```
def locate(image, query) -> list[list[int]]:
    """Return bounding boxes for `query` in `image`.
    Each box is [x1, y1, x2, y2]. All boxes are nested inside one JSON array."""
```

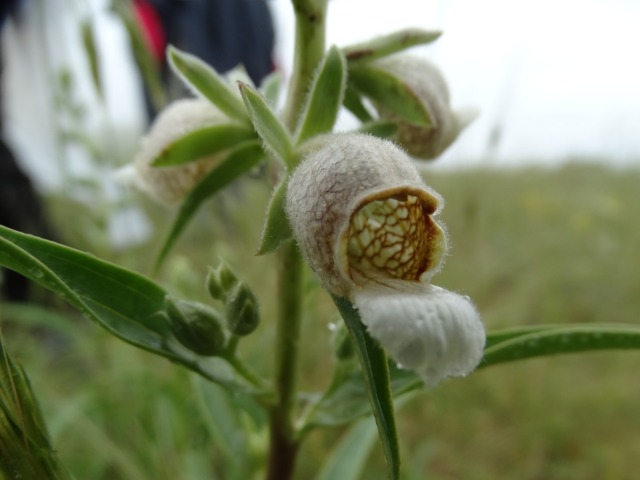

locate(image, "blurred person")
[[0, 0, 56, 302], [144, 0, 275, 94]]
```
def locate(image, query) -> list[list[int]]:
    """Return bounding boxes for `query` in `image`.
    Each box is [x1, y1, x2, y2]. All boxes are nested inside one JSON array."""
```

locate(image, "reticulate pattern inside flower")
[[347, 194, 431, 284]]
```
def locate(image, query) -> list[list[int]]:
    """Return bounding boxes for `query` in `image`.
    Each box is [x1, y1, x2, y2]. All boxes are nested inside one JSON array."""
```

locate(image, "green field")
[[2, 162, 640, 479]]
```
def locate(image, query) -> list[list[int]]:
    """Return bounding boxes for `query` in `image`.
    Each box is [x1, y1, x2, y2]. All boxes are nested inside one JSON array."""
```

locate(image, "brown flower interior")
[[347, 194, 432, 284]]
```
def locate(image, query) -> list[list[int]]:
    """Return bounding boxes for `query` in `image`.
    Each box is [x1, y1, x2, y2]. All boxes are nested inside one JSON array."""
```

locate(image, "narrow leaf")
[[295, 46, 347, 143], [0, 226, 265, 394], [332, 295, 400, 480], [315, 417, 378, 480], [349, 64, 432, 126], [168, 45, 248, 122], [480, 325, 640, 368], [256, 178, 292, 255], [156, 140, 265, 267], [152, 124, 255, 167], [238, 81, 295, 168], [343, 28, 442, 63], [0, 335, 72, 480], [343, 86, 374, 123]]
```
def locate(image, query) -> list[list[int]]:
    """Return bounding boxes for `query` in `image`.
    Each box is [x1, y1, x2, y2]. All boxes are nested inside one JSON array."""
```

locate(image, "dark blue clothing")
[[151, 0, 274, 85]]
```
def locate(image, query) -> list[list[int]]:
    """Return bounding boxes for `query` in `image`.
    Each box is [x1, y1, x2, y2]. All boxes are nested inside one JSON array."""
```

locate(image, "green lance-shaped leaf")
[[0, 334, 72, 480], [295, 46, 347, 143], [155, 140, 265, 268], [480, 324, 640, 368], [342, 28, 442, 64], [343, 86, 374, 123], [168, 45, 249, 122], [0, 225, 266, 395], [332, 295, 400, 480], [238, 81, 296, 169], [238, 82, 295, 168], [256, 178, 293, 255], [80, 19, 103, 100], [349, 63, 432, 127], [151, 124, 256, 167]]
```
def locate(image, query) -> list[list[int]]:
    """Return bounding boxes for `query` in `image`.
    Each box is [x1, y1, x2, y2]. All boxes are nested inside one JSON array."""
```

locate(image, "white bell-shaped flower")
[[286, 133, 485, 385]]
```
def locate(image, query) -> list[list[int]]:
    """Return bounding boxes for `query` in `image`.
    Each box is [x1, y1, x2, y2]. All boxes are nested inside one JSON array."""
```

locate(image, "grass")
[[2, 162, 639, 479]]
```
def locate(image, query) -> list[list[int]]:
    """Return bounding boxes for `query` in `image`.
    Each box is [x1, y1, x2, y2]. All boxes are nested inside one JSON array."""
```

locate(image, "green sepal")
[[168, 45, 248, 122], [238, 81, 296, 169], [342, 28, 442, 64], [0, 225, 266, 395], [225, 284, 261, 336], [332, 295, 400, 480], [165, 296, 227, 356], [357, 120, 399, 140], [295, 46, 347, 143], [349, 63, 432, 127], [343, 86, 374, 123], [206, 261, 240, 302], [151, 124, 256, 167], [256, 178, 293, 255], [155, 140, 265, 268]]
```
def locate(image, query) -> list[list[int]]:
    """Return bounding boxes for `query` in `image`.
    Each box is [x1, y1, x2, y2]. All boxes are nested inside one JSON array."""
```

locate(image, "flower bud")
[[286, 133, 485, 385], [165, 296, 226, 356], [224, 284, 260, 336], [206, 261, 240, 301], [373, 55, 476, 160], [130, 98, 227, 203]]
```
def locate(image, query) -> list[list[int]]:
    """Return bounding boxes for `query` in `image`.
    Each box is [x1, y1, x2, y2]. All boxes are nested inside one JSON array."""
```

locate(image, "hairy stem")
[[266, 1, 328, 479]]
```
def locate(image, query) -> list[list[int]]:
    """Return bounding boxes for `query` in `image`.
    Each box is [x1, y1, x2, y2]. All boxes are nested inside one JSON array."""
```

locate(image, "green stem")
[[266, 4, 328, 478], [283, 0, 329, 129]]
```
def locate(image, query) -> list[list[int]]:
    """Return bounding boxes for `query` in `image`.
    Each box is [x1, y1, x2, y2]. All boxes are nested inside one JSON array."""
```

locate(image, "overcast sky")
[[271, 0, 640, 168]]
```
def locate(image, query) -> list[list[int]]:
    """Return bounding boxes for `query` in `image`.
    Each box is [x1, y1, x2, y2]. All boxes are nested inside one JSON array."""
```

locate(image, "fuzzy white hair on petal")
[[353, 283, 485, 386]]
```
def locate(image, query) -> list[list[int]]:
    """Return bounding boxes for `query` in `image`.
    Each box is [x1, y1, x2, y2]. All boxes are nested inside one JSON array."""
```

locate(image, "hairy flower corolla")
[[125, 98, 227, 204], [374, 55, 477, 160], [286, 133, 485, 385]]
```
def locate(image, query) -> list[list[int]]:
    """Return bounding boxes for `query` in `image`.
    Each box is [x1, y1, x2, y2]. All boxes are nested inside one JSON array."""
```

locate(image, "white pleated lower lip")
[[353, 282, 486, 386]]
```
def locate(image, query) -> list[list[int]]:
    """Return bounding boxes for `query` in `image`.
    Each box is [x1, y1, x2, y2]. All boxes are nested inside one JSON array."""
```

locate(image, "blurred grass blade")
[[342, 28, 442, 63], [480, 324, 640, 368], [81, 19, 103, 100], [357, 120, 398, 139], [0, 334, 72, 479], [295, 46, 347, 143], [238, 81, 295, 168], [256, 178, 292, 255], [0, 226, 265, 394], [156, 140, 264, 267], [349, 64, 432, 126], [168, 45, 248, 122], [332, 295, 400, 480], [343, 86, 374, 123], [315, 417, 378, 480], [151, 124, 256, 167]]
